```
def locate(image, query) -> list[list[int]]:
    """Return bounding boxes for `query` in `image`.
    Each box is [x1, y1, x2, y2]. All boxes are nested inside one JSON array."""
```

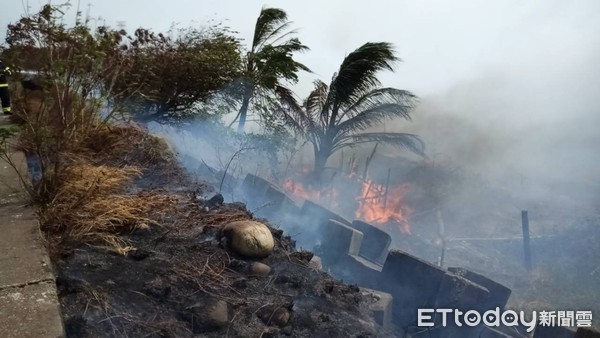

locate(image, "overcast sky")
[[2, 0, 600, 192]]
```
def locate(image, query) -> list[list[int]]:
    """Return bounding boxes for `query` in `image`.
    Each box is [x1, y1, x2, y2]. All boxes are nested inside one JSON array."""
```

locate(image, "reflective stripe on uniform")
[[2, 107, 11, 112], [0, 84, 8, 87]]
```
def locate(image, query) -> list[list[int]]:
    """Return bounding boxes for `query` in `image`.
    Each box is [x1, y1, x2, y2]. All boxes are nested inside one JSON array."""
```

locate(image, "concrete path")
[[0, 116, 64, 338]]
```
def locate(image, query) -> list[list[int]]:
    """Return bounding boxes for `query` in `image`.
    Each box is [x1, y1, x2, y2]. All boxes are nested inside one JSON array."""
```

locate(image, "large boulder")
[[223, 220, 275, 258]]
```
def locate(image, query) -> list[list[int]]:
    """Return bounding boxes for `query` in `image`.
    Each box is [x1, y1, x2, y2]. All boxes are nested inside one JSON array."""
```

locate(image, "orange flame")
[[282, 175, 412, 235], [282, 178, 339, 207], [355, 178, 412, 235]]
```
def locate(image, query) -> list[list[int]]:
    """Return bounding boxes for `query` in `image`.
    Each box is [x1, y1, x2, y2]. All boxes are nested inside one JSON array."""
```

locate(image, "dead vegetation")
[[39, 159, 177, 254]]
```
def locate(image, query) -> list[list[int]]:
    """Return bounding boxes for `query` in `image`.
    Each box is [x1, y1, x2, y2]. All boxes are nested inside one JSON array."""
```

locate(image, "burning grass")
[[282, 172, 414, 235], [40, 159, 176, 254]]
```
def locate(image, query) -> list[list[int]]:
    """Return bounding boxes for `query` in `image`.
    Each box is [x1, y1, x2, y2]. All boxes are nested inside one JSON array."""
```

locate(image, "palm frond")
[[275, 85, 313, 136], [335, 88, 417, 136], [339, 87, 417, 120], [305, 80, 329, 114], [252, 7, 288, 52], [255, 22, 293, 50], [330, 42, 399, 107], [333, 132, 425, 155]]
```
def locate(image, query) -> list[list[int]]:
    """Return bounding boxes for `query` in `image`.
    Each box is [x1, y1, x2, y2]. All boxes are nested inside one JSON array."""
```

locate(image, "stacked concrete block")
[[240, 174, 274, 210], [319, 220, 363, 262], [576, 327, 600, 338], [448, 267, 512, 311], [379, 250, 447, 328], [350, 220, 392, 266], [534, 325, 575, 338], [430, 273, 490, 338], [330, 254, 382, 289], [487, 325, 530, 338], [480, 326, 520, 338], [257, 185, 298, 219], [360, 287, 394, 331], [294, 201, 351, 250]]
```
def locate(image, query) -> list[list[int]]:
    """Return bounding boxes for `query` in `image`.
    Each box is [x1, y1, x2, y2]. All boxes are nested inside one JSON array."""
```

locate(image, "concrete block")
[[256, 185, 296, 219], [240, 174, 273, 210], [351, 220, 392, 265], [361, 287, 393, 331], [576, 327, 600, 338], [379, 250, 447, 328], [319, 220, 363, 263], [431, 273, 490, 338], [534, 325, 575, 338], [480, 326, 516, 338], [448, 267, 512, 310], [485, 325, 529, 338], [328, 254, 382, 289], [301, 200, 351, 227], [294, 201, 351, 250]]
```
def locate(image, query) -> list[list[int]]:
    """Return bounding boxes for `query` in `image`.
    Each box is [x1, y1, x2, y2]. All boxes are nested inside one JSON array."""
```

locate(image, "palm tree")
[[281, 42, 424, 178], [233, 7, 310, 132]]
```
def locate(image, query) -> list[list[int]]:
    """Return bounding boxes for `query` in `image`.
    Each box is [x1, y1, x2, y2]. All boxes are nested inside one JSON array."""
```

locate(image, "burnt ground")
[[51, 126, 391, 337]]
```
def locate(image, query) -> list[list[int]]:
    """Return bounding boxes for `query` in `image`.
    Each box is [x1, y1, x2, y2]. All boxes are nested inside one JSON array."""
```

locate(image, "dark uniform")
[[0, 60, 12, 115]]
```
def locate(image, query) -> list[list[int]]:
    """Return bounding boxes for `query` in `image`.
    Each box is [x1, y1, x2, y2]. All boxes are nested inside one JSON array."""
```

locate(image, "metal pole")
[[383, 168, 391, 208], [521, 210, 532, 271]]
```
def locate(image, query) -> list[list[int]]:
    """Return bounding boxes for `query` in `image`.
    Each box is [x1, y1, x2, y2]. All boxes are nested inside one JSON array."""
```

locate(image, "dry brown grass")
[[40, 160, 176, 254], [85, 124, 176, 167], [199, 210, 251, 227]]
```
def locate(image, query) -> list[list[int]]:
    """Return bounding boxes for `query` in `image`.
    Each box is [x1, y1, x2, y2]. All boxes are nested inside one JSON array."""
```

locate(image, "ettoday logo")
[[418, 308, 593, 333]]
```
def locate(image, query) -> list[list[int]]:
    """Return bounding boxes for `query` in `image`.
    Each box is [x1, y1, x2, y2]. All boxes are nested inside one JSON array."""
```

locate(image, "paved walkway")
[[0, 116, 64, 338]]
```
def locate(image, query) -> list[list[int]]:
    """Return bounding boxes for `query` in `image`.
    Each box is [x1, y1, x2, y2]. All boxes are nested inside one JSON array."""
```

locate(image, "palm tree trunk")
[[237, 93, 251, 133], [313, 144, 332, 183], [314, 151, 328, 178]]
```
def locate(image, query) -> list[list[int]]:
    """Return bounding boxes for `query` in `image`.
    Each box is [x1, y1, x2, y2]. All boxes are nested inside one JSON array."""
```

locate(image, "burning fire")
[[282, 175, 412, 235], [282, 178, 339, 207], [355, 178, 412, 235]]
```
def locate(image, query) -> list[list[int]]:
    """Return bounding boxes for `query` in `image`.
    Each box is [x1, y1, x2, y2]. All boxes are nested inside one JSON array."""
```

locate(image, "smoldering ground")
[[142, 0, 600, 329]]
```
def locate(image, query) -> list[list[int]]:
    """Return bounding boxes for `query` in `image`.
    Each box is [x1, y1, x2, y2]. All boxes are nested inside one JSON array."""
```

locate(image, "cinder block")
[[240, 174, 273, 210], [379, 250, 447, 328], [319, 220, 363, 261], [351, 220, 392, 265], [294, 201, 351, 250], [360, 287, 393, 331], [301, 200, 351, 226], [576, 327, 600, 338], [328, 254, 381, 289], [256, 185, 296, 219], [486, 325, 529, 338], [431, 273, 490, 338], [448, 267, 512, 310], [534, 325, 575, 338], [480, 326, 516, 338]]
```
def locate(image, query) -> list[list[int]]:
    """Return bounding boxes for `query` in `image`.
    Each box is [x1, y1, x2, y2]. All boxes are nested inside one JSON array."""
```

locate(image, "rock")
[[290, 251, 314, 262], [257, 305, 290, 326], [127, 249, 150, 261], [309, 256, 322, 270], [223, 220, 275, 258], [206, 300, 230, 327], [250, 262, 271, 276], [204, 193, 224, 209], [187, 298, 230, 332]]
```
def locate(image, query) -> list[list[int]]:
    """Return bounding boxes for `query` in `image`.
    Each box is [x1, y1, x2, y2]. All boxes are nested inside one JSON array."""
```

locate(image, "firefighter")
[[0, 60, 12, 115]]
